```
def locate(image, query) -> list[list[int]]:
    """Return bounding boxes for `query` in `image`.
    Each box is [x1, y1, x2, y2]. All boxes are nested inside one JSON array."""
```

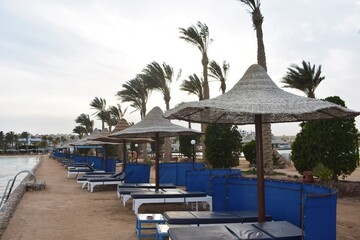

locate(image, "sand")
[[2, 155, 360, 240]]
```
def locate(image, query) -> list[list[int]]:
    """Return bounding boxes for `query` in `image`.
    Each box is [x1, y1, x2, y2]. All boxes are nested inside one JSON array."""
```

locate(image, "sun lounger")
[[86, 172, 126, 192], [130, 189, 212, 214], [77, 172, 122, 188], [117, 183, 177, 205], [118, 187, 176, 206], [168, 221, 302, 240], [67, 164, 105, 178], [163, 210, 272, 225], [117, 183, 176, 189]]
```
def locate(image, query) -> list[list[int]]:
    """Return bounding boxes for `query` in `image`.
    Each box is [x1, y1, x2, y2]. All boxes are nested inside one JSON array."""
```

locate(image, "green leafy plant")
[[204, 124, 242, 168], [243, 140, 256, 167], [292, 96, 358, 180], [312, 163, 333, 180]]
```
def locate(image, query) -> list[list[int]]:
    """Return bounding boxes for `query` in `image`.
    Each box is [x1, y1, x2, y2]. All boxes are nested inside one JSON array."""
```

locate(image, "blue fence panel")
[[159, 163, 177, 185], [100, 158, 117, 173], [212, 177, 228, 211], [159, 162, 205, 186], [211, 175, 337, 238], [303, 185, 337, 240], [186, 169, 242, 196], [264, 180, 302, 226], [227, 178, 258, 211], [125, 163, 150, 183], [73, 155, 85, 163], [186, 170, 211, 194]]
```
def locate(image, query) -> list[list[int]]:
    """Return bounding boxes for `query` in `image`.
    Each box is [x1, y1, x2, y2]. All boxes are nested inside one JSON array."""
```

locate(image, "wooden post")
[[255, 114, 266, 223], [155, 133, 160, 192]]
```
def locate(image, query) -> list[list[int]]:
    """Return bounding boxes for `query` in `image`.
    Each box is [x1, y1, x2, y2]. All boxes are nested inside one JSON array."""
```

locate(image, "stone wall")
[[0, 155, 45, 238]]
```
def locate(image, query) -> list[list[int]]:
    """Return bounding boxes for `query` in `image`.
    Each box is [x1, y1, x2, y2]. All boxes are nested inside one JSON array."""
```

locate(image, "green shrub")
[[292, 96, 358, 180], [204, 124, 242, 168], [312, 163, 333, 180], [243, 140, 256, 166]]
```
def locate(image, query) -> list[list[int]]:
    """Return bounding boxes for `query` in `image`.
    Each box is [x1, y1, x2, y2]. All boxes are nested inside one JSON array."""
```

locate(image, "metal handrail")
[[0, 170, 36, 209]]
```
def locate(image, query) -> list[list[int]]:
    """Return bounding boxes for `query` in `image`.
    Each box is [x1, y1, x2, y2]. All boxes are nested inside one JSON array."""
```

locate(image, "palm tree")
[[180, 73, 204, 129], [20, 131, 30, 153], [75, 114, 94, 135], [142, 61, 181, 110], [180, 74, 204, 100], [5, 131, 16, 149], [90, 97, 107, 130], [239, 0, 267, 70], [116, 76, 149, 119], [208, 60, 230, 94], [240, 0, 273, 177], [0, 131, 5, 150], [106, 104, 128, 131], [281, 60, 325, 98], [179, 21, 212, 100], [73, 126, 86, 139], [142, 61, 181, 162]]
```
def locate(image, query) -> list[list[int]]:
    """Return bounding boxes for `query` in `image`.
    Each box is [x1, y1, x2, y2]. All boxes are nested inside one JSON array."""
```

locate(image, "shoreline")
[[0, 154, 43, 238]]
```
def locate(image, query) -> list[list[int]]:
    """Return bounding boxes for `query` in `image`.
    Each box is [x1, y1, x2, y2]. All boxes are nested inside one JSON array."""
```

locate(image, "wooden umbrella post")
[[155, 132, 160, 192], [255, 114, 266, 223]]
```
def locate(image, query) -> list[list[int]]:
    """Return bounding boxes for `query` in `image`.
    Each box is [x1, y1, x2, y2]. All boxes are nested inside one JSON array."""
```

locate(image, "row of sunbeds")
[[56, 157, 302, 239]]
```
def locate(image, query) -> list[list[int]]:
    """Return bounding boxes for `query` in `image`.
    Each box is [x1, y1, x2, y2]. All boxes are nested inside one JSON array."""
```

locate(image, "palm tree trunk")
[[141, 143, 148, 162], [262, 123, 273, 173], [163, 137, 172, 162], [202, 53, 210, 100], [255, 20, 267, 71]]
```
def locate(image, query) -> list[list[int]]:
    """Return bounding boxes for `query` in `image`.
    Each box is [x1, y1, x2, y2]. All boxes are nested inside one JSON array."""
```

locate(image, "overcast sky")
[[0, 0, 359, 136]]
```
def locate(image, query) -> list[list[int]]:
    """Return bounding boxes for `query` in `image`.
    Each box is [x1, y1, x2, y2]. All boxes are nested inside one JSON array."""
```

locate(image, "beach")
[[2, 155, 360, 240]]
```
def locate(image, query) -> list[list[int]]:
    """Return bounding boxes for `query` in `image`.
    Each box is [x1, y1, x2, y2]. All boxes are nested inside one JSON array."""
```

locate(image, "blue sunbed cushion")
[[169, 225, 239, 240], [131, 190, 206, 199], [163, 211, 197, 224], [87, 176, 124, 182], [118, 188, 152, 195], [252, 221, 302, 239], [231, 210, 272, 223], [190, 211, 241, 224], [226, 223, 273, 239], [163, 210, 272, 225], [68, 169, 94, 173]]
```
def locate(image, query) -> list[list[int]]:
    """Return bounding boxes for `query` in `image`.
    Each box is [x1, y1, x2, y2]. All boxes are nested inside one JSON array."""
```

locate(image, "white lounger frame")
[[132, 195, 213, 214], [67, 170, 105, 178], [117, 189, 149, 206], [87, 179, 125, 192]]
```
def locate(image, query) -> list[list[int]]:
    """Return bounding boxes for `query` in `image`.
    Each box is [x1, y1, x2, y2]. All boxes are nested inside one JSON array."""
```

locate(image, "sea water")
[[0, 155, 40, 198]]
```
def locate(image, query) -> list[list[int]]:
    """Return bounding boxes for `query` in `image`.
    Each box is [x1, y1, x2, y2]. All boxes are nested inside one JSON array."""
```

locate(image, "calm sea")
[[0, 156, 40, 197]]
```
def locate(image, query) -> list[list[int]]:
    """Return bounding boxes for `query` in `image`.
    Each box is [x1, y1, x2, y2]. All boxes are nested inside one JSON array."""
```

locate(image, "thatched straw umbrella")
[[109, 106, 202, 191], [163, 64, 360, 222], [87, 119, 153, 171]]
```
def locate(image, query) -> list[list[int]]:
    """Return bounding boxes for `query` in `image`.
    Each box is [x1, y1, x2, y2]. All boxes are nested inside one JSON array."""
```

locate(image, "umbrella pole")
[[155, 133, 160, 192], [255, 114, 266, 223], [122, 141, 127, 172]]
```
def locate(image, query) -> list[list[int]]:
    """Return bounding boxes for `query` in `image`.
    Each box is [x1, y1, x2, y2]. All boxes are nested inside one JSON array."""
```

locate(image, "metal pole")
[[135, 144, 138, 163], [255, 114, 266, 223], [191, 140, 196, 170]]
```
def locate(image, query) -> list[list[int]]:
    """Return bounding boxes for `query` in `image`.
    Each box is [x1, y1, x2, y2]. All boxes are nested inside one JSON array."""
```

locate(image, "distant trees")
[[291, 96, 358, 180]]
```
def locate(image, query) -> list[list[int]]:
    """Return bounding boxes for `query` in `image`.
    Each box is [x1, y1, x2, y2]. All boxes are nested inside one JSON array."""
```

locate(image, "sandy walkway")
[[2, 155, 360, 240]]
